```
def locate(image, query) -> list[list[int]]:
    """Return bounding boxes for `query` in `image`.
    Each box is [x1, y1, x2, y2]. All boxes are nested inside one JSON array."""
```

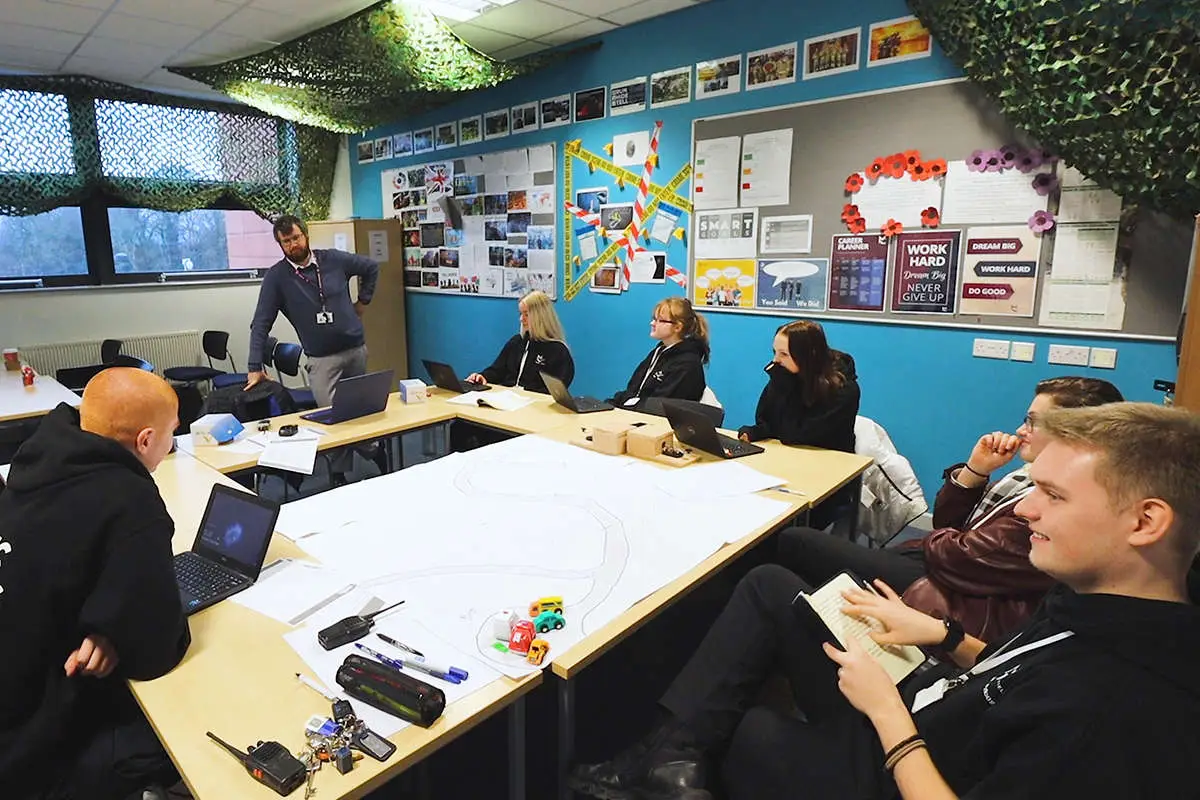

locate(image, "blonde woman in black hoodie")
[[608, 297, 710, 410]]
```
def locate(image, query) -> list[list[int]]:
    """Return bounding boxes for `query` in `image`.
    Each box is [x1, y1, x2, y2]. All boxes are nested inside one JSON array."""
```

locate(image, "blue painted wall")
[[350, 0, 1179, 495]]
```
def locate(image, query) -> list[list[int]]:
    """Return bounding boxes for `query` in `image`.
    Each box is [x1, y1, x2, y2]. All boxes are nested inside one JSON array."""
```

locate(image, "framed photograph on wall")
[[373, 137, 392, 161], [695, 55, 742, 100], [803, 28, 860, 79], [747, 42, 798, 90], [574, 86, 607, 123], [356, 140, 374, 164], [459, 116, 482, 145], [610, 76, 647, 116], [650, 66, 691, 108], [868, 16, 933, 66], [413, 127, 434, 155], [435, 122, 458, 150], [392, 131, 414, 157], [484, 108, 511, 139], [540, 94, 572, 128], [511, 101, 539, 134]]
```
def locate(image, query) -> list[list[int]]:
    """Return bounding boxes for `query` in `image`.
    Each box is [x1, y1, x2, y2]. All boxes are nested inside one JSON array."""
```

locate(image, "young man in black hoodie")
[[0, 368, 191, 800], [571, 402, 1200, 800]]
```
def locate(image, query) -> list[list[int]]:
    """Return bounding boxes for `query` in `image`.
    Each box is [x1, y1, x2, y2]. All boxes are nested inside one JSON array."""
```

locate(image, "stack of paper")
[[654, 461, 785, 499], [445, 389, 533, 412], [258, 429, 320, 474]]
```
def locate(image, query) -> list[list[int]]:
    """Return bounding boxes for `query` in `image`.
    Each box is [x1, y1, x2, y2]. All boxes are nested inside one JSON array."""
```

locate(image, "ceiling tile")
[[111, 0, 240, 28], [492, 40, 550, 61], [184, 30, 273, 59], [602, 0, 696, 26], [217, 6, 305, 44], [62, 54, 155, 82], [137, 67, 232, 100], [0, 23, 85, 55], [0, 1, 107, 35], [540, 0, 642, 14], [44, 0, 116, 9], [471, 0, 590, 40], [0, 44, 70, 71], [91, 12, 208, 50], [73, 34, 180, 64], [536, 18, 617, 46], [449, 22, 523, 53]]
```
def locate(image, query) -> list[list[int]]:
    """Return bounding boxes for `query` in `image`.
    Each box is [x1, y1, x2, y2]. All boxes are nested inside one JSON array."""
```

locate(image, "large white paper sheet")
[[941, 161, 1046, 224], [740, 129, 793, 207], [693, 137, 741, 209]]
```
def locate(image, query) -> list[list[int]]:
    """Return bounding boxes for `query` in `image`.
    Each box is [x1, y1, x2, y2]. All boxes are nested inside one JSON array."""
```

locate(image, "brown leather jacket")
[[901, 464, 1054, 641]]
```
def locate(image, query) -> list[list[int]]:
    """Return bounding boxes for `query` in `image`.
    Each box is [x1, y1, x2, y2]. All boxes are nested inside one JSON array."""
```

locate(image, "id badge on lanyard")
[[296, 264, 332, 325]]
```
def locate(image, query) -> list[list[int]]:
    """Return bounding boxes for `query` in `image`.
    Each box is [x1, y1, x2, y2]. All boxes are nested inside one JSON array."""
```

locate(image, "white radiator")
[[21, 331, 203, 377]]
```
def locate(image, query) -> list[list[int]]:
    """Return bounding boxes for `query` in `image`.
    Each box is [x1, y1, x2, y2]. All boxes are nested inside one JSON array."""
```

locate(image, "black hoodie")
[[608, 337, 708, 409], [905, 584, 1200, 799], [481, 333, 575, 394], [0, 404, 190, 794], [737, 350, 859, 452]]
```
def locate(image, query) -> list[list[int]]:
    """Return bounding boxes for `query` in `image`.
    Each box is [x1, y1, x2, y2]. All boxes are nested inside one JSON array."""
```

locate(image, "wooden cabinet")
[[305, 219, 408, 381]]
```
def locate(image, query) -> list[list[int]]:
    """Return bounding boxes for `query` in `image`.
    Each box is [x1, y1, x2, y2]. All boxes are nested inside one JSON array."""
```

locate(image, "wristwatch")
[[940, 618, 965, 652]]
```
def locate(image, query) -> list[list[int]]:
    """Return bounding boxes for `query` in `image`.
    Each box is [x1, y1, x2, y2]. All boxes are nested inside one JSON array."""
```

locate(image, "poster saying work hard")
[[959, 225, 1041, 317], [890, 230, 961, 314]]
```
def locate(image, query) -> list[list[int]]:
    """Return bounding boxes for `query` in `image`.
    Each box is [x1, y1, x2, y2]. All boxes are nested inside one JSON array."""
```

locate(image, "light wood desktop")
[[0, 368, 80, 423], [137, 451, 540, 800]]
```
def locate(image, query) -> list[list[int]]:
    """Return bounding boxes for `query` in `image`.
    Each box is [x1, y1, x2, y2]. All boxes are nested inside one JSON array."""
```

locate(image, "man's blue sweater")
[[248, 249, 379, 371]]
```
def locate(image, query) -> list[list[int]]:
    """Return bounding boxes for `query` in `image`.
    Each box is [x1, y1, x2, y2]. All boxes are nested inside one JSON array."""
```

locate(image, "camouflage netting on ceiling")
[[169, 0, 575, 134], [908, 0, 1200, 219]]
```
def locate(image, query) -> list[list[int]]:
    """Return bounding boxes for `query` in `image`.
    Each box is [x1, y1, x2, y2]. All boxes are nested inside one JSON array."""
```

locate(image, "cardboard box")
[[191, 413, 244, 446], [399, 378, 428, 403]]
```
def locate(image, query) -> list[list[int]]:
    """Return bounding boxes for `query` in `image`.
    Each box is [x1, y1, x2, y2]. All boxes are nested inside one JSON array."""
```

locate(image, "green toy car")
[[533, 610, 566, 633]]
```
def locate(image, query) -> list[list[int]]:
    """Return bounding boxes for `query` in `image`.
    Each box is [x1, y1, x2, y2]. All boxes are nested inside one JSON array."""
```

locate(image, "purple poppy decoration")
[[1032, 172, 1059, 196], [967, 149, 988, 172], [999, 144, 1020, 168], [982, 149, 1005, 172], [1028, 209, 1056, 233], [1015, 149, 1044, 173]]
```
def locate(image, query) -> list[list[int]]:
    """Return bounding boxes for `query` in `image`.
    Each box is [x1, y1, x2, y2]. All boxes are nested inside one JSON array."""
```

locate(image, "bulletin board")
[[381, 144, 557, 298], [690, 79, 1190, 338]]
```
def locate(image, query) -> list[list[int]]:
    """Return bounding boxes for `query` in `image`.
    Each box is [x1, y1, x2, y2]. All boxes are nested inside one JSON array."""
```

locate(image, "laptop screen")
[[192, 484, 280, 578]]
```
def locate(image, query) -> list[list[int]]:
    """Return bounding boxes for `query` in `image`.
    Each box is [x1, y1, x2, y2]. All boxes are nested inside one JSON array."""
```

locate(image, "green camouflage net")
[[908, 0, 1200, 218], [0, 74, 328, 219], [169, 0, 566, 134]]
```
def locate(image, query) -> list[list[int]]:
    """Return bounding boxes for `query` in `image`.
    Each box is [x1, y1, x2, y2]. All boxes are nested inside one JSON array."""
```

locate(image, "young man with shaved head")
[[0, 368, 191, 800]]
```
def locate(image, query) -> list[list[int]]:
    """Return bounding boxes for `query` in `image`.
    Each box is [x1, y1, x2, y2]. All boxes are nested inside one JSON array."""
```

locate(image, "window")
[[0, 208, 87, 281], [108, 209, 278, 275], [0, 90, 74, 175]]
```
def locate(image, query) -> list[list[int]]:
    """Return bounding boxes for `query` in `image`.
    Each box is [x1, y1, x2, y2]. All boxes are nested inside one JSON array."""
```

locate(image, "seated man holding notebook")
[[572, 403, 1200, 800], [0, 368, 191, 800]]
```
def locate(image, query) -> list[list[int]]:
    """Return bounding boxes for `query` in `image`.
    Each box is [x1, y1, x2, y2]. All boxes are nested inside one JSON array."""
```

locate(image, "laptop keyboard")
[[717, 433, 759, 457], [174, 552, 245, 602]]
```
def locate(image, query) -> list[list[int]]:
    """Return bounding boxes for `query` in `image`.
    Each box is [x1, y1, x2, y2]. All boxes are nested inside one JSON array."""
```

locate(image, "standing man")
[[246, 215, 379, 404]]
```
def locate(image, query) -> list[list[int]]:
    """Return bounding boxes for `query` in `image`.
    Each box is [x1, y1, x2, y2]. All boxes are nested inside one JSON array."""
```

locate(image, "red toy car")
[[508, 620, 536, 655]]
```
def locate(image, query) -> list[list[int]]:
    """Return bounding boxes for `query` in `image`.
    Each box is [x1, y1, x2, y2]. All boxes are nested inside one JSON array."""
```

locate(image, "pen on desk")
[[355, 643, 462, 685], [376, 633, 424, 658], [295, 672, 338, 700], [771, 486, 807, 497], [376, 637, 468, 681]]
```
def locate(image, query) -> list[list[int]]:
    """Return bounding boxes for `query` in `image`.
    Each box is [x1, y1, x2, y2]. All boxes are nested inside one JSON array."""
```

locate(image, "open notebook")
[[796, 572, 927, 684]]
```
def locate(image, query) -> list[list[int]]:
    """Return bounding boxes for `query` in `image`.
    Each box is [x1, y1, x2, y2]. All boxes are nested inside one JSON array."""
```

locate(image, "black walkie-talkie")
[[206, 732, 307, 796], [318, 600, 405, 650]]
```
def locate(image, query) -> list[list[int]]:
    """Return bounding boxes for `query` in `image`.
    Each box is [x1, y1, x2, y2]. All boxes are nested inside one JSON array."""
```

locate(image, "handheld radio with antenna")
[[205, 731, 307, 795], [318, 599, 406, 650]]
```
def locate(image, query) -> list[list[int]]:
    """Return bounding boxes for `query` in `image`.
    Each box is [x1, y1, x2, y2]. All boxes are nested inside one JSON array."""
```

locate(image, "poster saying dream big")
[[959, 226, 1041, 317]]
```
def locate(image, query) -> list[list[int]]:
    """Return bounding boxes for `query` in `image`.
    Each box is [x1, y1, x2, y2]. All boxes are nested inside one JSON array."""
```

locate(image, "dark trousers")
[[777, 526, 927, 594], [658, 565, 887, 799]]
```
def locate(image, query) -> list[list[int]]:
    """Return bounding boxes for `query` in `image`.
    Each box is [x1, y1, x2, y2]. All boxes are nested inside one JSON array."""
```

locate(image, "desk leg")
[[508, 695, 527, 800], [557, 676, 575, 800]]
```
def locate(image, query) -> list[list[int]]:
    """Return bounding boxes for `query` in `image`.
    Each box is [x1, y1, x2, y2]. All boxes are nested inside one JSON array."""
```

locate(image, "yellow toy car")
[[529, 596, 564, 617], [526, 639, 550, 666]]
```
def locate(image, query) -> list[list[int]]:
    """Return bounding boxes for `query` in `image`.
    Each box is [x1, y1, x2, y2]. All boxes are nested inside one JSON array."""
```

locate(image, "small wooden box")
[[572, 422, 633, 455], [627, 428, 699, 467]]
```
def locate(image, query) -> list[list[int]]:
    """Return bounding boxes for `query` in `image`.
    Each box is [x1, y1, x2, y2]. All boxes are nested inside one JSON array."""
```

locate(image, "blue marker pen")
[[376, 635, 469, 681], [356, 643, 461, 685]]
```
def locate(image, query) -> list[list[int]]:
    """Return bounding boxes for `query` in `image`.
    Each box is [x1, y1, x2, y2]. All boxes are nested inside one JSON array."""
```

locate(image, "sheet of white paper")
[[445, 389, 533, 411], [174, 429, 265, 456], [1057, 164, 1122, 223], [613, 131, 650, 167], [484, 172, 507, 193], [231, 560, 355, 626], [465, 216, 486, 243], [740, 129, 793, 207], [503, 149, 530, 175], [506, 173, 534, 191], [654, 461, 786, 500], [693, 136, 742, 209], [853, 171, 944, 229], [368, 230, 389, 261], [258, 429, 320, 475], [1048, 223, 1119, 283], [464, 155, 485, 174], [578, 229, 599, 260], [527, 144, 554, 173], [941, 161, 1046, 224], [760, 215, 813, 253], [528, 249, 555, 272], [650, 206, 680, 243], [481, 153, 503, 174]]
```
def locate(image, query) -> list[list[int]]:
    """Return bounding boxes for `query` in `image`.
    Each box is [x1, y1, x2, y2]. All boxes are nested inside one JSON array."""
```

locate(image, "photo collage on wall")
[[382, 144, 557, 298]]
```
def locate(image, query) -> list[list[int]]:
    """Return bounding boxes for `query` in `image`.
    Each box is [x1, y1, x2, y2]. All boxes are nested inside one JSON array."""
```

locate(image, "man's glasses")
[[1021, 413, 1039, 428]]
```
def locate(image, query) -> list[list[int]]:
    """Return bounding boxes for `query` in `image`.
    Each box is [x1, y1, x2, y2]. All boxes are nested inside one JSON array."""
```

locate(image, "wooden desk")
[[134, 452, 540, 800], [0, 369, 79, 423]]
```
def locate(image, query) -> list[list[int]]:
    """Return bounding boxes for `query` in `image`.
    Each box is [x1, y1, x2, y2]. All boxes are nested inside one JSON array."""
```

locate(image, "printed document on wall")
[[739, 129, 793, 207], [853, 171, 942, 229], [1056, 164, 1122, 224], [693, 137, 741, 209], [1038, 222, 1126, 330], [941, 161, 1046, 224]]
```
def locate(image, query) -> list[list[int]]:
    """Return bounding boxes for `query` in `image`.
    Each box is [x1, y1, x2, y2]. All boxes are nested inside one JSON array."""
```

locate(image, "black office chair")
[[111, 354, 154, 371], [164, 330, 237, 388], [272, 342, 317, 410], [55, 364, 107, 394], [100, 339, 122, 364]]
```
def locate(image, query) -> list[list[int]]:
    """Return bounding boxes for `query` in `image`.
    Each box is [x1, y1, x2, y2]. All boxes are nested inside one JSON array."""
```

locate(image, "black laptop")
[[174, 484, 281, 615], [422, 359, 491, 393], [662, 400, 764, 459], [300, 369, 394, 424], [541, 371, 612, 413]]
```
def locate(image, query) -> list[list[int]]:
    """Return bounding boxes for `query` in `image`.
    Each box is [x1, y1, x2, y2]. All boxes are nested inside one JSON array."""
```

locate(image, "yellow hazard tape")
[[563, 140, 693, 213]]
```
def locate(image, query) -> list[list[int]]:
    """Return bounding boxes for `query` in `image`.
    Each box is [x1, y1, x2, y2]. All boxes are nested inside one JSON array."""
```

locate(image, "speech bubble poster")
[[757, 259, 828, 311], [891, 230, 961, 314], [694, 258, 757, 308], [959, 225, 1041, 317]]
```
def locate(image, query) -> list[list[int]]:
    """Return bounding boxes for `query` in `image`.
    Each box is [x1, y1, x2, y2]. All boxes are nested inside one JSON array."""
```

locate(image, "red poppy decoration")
[[847, 216, 867, 234], [909, 161, 930, 181], [844, 173, 864, 193], [926, 158, 948, 177], [881, 218, 903, 238], [866, 159, 886, 181], [903, 149, 922, 168], [841, 203, 860, 222], [921, 206, 941, 227], [885, 153, 908, 179]]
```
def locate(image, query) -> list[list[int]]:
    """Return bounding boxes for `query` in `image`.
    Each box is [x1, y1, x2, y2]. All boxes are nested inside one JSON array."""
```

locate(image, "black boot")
[[568, 719, 710, 800]]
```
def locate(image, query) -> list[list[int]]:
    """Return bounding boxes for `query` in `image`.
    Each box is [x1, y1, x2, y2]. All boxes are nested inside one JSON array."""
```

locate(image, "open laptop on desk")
[[663, 399, 764, 459], [299, 369, 394, 424], [422, 359, 491, 393], [541, 371, 612, 413], [174, 484, 280, 615]]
